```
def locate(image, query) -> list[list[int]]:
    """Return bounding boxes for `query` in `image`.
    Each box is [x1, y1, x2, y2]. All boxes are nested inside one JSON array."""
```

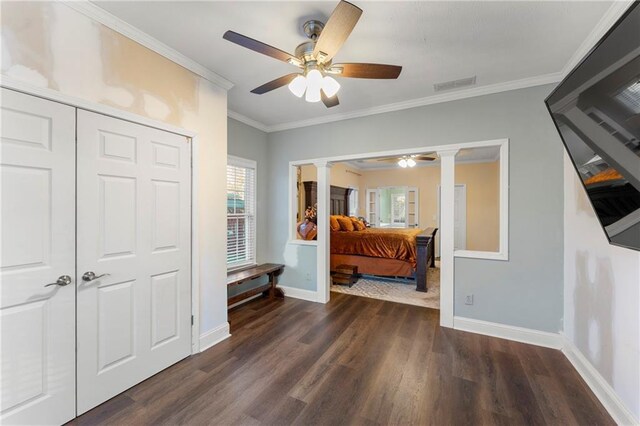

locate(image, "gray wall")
[[228, 117, 269, 264], [266, 84, 565, 332]]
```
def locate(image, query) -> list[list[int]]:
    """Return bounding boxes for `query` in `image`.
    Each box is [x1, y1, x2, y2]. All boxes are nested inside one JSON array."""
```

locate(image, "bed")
[[324, 185, 437, 291], [330, 225, 436, 291]]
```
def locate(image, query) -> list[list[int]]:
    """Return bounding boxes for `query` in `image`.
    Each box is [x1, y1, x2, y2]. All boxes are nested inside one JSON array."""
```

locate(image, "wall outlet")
[[465, 294, 474, 305]]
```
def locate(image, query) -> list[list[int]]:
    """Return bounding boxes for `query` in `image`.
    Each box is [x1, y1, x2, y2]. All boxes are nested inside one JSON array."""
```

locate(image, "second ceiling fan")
[[223, 0, 402, 108]]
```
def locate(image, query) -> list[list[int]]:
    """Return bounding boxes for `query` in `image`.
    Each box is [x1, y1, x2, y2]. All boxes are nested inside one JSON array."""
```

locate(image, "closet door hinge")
[[191, 315, 194, 326]]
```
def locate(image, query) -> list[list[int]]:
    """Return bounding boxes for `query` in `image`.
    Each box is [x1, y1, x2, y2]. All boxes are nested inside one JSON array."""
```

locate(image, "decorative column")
[[437, 149, 459, 328], [315, 160, 333, 304]]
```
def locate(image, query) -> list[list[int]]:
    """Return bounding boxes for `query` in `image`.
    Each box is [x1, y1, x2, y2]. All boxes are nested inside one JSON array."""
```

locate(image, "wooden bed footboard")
[[416, 227, 438, 292]]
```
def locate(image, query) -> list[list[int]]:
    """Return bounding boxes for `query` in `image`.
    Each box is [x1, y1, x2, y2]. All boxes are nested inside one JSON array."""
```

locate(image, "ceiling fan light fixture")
[[398, 159, 408, 168], [288, 75, 307, 98], [322, 76, 340, 98], [305, 69, 323, 102], [406, 158, 417, 168]]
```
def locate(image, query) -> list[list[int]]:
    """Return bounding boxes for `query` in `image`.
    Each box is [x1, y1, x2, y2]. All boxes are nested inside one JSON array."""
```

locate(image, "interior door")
[[1, 88, 76, 425], [76, 110, 191, 414], [453, 185, 467, 250], [438, 184, 467, 254]]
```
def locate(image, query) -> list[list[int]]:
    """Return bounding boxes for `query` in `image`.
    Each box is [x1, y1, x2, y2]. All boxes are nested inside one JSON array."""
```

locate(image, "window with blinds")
[[227, 156, 256, 270]]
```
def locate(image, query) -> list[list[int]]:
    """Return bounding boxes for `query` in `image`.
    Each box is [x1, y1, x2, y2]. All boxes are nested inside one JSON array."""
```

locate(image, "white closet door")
[[0, 88, 76, 425], [76, 110, 191, 414]]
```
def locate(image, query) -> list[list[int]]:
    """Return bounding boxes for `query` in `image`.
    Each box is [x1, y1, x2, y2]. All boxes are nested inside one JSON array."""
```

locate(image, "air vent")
[[434, 76, 477, 92]]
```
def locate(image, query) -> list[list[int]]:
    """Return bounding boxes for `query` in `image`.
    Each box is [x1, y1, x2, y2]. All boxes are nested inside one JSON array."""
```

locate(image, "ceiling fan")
[[222, 0, 402, 108], [376, 154, 437, 168]]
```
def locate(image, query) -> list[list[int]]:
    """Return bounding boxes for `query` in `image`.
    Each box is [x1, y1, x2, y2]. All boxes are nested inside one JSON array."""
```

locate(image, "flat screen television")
[[546, 2, 640, 251]]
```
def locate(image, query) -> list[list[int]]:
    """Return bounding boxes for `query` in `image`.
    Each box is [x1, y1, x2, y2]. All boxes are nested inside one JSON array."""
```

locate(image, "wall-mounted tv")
[[546, 2, 640, 251]]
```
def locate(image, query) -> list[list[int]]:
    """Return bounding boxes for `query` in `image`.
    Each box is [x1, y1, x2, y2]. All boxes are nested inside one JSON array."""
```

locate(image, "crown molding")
[[560, 0, 635, 77], [227, 110, 269, 133], [62, 0, 234, 91], [265, 72, 562, 133]]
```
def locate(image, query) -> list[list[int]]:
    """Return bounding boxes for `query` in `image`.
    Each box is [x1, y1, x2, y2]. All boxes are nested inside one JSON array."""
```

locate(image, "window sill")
[[287, 239, 318, 247], [454, 250, 508, 261], [227, 263, 258, 274]]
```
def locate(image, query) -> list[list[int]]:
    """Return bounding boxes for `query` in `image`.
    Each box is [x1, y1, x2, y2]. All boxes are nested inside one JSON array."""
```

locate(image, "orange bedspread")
[[330, 228, 423, 267]]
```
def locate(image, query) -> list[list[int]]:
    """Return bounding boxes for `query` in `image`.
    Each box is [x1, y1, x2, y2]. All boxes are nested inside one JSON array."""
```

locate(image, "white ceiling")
[[93, 1, 613, 130]]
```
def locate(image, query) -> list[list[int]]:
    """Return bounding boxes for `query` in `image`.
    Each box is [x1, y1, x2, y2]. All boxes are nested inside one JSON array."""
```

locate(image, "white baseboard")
[[279, 285, 319, 303], [199, 322, 231, 353], [561, 335, 638, 426], [453, 316, 562, 349]]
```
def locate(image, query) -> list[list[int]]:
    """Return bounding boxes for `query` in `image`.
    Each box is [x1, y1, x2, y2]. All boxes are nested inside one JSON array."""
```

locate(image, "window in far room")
[[227, 156, 256, 270]]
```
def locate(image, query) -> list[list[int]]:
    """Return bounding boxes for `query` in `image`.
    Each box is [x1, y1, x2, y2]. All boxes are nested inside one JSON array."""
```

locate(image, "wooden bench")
[[227, 263, 285, 307], [416, 227, 438, 293]]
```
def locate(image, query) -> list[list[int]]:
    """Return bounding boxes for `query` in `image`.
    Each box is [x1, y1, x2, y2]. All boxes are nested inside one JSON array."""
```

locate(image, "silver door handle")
[[45, 275, 72, 287], [82, 271, 110, 282]]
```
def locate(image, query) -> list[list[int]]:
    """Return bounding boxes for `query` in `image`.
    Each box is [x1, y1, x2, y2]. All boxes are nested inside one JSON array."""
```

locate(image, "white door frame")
[[1, 77, 202, 354], [287, 138, 509, 328]]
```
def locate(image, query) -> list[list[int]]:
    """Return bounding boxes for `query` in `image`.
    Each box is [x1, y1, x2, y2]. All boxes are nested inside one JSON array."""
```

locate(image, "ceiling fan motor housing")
[[303, 20, 324, 40]]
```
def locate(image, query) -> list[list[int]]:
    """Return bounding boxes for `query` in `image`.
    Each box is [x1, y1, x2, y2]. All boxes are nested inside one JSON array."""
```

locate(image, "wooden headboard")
[[302, 181, 352, 216]]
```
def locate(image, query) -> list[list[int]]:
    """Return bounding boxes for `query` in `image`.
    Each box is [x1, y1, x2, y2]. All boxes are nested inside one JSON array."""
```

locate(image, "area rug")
[[331, 264, 440, 309]]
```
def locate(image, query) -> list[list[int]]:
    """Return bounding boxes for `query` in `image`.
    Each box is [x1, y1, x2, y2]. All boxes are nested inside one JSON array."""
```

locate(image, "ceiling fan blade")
[[330, 63, 402, 79], [321, 91, 340, 108], [415, 155, 436, 161], [223, 31, 301, 66], [313, 1, 362, 63], [250, 74, 300, 94], [376, 157, 401, 163]]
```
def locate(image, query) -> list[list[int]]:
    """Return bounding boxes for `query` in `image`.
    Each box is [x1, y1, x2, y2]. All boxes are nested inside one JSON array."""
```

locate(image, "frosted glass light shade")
[[322, 76, 340, 98], [288, 75, 306, 98], [398, 159, 408, 168], [305, 69, 323, 102], [407, 158, 417, 167]]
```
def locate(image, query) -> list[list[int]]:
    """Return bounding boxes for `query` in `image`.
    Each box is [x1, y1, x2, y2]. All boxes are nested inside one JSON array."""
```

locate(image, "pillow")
[[329, 215, 341, 232], [336, 216, 355, 232], [351, 217, 366, 231]]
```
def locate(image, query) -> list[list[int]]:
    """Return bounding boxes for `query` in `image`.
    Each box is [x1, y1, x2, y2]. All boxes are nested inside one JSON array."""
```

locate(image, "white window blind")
[[227, 157, 256, 270]]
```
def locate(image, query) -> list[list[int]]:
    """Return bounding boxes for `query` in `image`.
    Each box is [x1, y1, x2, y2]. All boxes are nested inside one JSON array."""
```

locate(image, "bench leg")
[[267, 272, 276, 299]]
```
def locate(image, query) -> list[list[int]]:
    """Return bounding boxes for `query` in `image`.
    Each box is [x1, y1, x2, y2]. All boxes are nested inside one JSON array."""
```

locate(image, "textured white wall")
[[563, 154, 640, 421]]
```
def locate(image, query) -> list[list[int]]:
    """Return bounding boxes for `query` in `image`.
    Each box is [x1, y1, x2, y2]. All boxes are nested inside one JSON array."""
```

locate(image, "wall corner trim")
[[279, 285, 320, 303], [561, 334, 639, 426], [62, 0, 235, 91], [199, 322, 231, 353], [453, 316, 562, 349]]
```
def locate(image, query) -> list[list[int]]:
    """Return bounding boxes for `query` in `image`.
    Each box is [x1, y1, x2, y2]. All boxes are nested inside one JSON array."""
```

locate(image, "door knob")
[[82, 271, 110, 282], [44, 275, 72, 287]]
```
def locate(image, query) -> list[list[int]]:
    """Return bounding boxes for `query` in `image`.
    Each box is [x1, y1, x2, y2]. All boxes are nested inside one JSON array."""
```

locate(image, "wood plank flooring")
[[70, 293, 614, 425]]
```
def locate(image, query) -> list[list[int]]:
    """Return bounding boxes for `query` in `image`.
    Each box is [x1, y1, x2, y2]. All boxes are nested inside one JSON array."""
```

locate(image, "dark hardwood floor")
[[71, 293, 614, 425]]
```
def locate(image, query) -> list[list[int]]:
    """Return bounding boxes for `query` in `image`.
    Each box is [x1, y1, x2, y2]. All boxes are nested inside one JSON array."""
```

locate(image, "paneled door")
[[0, 88, 76, 424], [76, 110, 191, 414]]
